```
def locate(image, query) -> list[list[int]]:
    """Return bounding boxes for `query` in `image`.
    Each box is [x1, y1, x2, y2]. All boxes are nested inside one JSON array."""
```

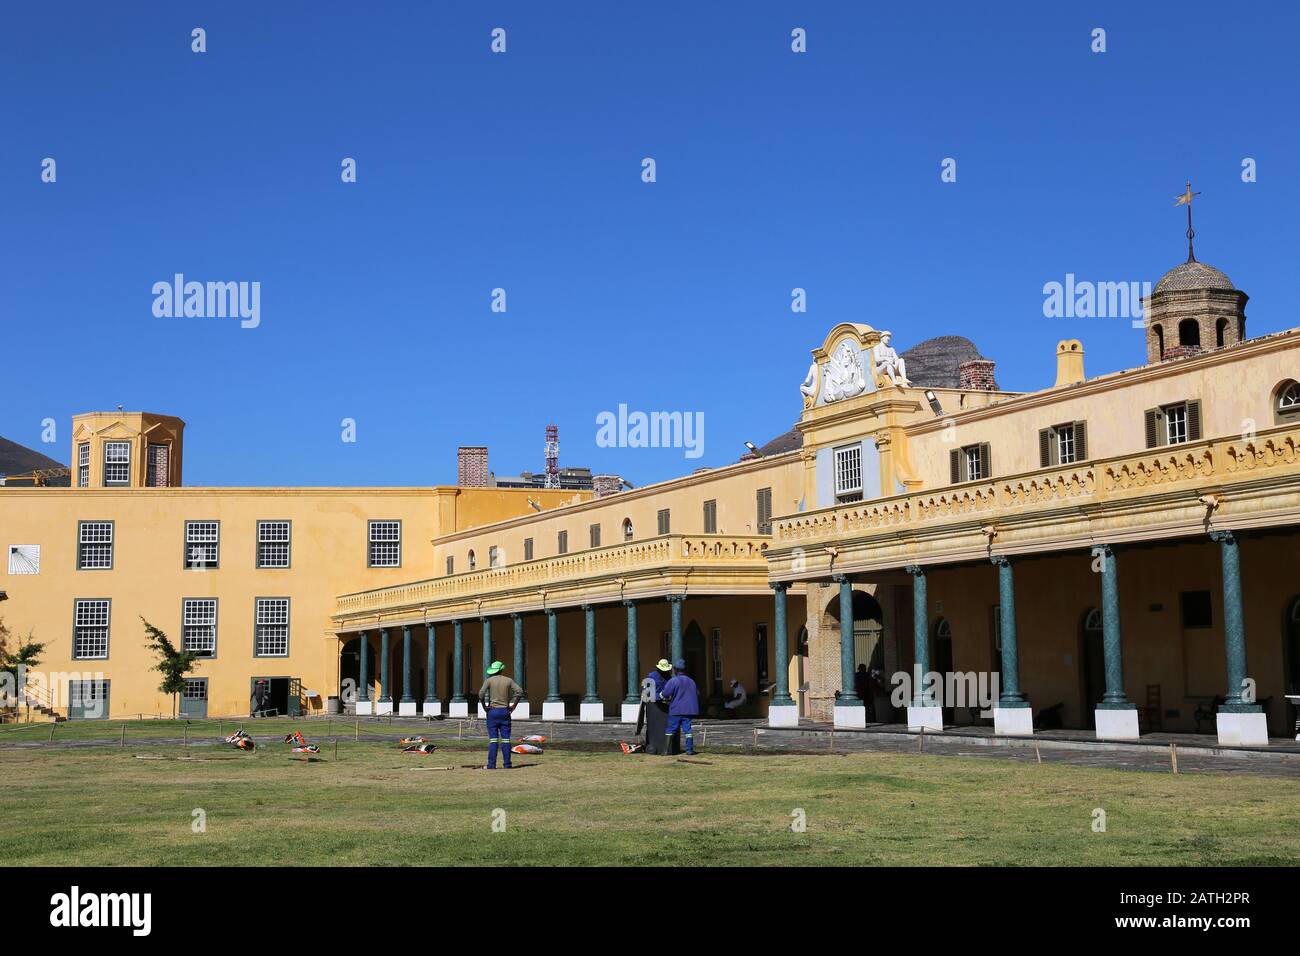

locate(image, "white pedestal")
[[541, 701, 566, 720], [833, 705, 867, 729], [907, 706, 943, 732], [621, 703, 641, 724], [1216, 711, 1269, 747], [1094, 708, 1139, 740], [767, 704, 799, 728], [374, 701, 393, 716], [993, 706, 1033, 736], [355, 700, 373, 716], [422, 701, 442, 718], [580, 702, 604, 722], [477, 703, 486, 719], [398, 701, 418, 716], [513, 702, 531, 720], [448, 701, 469, 718]]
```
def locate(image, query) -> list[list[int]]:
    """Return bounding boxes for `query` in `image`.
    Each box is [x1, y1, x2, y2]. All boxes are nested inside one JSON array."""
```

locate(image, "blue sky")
[[2, 1, 1297, 486]]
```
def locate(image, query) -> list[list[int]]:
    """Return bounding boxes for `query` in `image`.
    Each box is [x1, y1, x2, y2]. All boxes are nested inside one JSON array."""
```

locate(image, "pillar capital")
[[510, 611, 522, 620], [580, 603, 595, 612], [1209, 530, 1236, 545], [544, 608, 557, 618], [769, 581, 788, 593], [830, 572, 850, 584], [990, 554, 1011, 568], [903, 564, 924, 577], [1090, 543, 1113, 559], [622, 598, 637, 608], [665, 594, 686, 604]]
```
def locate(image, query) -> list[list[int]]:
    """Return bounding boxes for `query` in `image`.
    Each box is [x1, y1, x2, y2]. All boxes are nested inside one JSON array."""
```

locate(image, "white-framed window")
[[446, 556, 454, 575], [1277, 381, 1300, 414], [964, 446, 984, 481], [1056, 425, 1076, 465], [834, 444, 863, 503], [489, 545, 501, 568], [103, 441, 131, 485], [524, 538, 534, 561], [368, 520, 401, 568], [622, 518, 633, 541], [257, 521, 291, 568], [184, 521, 219, 569], [77, 521, 114, 570], [77, 442, 90, 488], [589, 524, 601, 548], [73, 599, 111, 659], [182, 598, 218, 657], [1165, 403, 1188, 445], [254, 598, 290, 657], [557, 531, 568, 555], [468, 549, 477, 570]]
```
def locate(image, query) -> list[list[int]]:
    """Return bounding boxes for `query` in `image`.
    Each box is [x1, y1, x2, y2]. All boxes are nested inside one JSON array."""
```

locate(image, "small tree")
[[142, 617, 198, 719], [0, 616, 45, 721]]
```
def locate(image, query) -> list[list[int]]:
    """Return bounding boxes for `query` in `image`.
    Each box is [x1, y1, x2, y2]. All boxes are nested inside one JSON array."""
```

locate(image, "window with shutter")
[[1039, 429, 1053, 468], [657, 509, 670, 535], [703, 499, 717, 534], [1165, 403, 1188, 444], [557, 531, 568, 554], [589, 524, 600, 548], [979, 443, 992, 479], [1186, 399, 1202, 441], [756, 488, 772, 534], [950, 449, 961, 483], [524, 538, 533, 561], [1144, 408, 1163, 448], [1074, 421, 1088, 461], [1055, 425, 1075, 465]]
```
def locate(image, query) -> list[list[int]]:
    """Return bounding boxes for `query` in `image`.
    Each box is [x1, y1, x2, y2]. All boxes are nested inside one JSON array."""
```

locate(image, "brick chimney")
[[957, 359, 998, 391], [457, 446, 489, 487], [592, 474, 624, 498]]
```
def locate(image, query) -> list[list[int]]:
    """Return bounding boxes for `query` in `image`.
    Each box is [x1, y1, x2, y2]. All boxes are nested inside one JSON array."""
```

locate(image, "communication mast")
[[544, 424, 560, 489]]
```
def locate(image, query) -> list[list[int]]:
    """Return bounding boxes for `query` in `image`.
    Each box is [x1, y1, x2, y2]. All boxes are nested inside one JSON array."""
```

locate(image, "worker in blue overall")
[[639, 658, 674, 754], [660, 659, 700, 756], [477, 660, 524, 769]]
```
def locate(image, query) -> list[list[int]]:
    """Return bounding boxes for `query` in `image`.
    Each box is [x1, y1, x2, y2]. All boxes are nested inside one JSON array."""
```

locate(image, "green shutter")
[[756, 488, 772, 534], [1144, 408, 1162, 448], [1187, 400, 1202, 441], [950, 449, 961, 483], [1039, 428, 1053, 468], [1074, 421, 1088, 461], [980, 443, 992, 479]]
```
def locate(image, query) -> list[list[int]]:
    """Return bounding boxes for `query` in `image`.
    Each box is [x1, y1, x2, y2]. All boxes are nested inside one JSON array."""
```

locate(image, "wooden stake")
[[48, 723, 56, 742], [120, 723, 126, 748], [1035, 744, 1042, 764], [918, 727, 924, 753], [354, 720, 359, 741], [1170, 743, 1179, 774], [829, 727, 835, 753], [334, 738, 338, 761], [752, 726, 758, 749]]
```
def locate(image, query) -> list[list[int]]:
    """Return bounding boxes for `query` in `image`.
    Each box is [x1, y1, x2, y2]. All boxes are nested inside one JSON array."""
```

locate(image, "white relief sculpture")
[[799, 362, 819, 401], [823, 341, 867, 402], [873, 331, 910, 388]]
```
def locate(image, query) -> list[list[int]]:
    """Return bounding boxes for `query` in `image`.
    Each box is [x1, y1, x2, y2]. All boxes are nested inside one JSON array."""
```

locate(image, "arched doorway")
[[933, 618, 953, 722], [340, 637, 361, 703], [825, 590, 887, 718], [1080, 607, 1104, 729], [795, 626, 809, 717], [682, 620, 707, 689], [1284, 596, 1300, 737]]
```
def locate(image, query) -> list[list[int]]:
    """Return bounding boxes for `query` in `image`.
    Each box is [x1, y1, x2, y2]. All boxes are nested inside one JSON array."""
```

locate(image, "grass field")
[[3, 722, 1299, 865]]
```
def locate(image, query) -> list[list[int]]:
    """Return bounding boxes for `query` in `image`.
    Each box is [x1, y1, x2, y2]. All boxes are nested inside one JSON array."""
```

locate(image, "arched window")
[[1152, 324, 1165, 358], [1178, 319, 1200, 347], [622, 518, 633, 541], [467, 549, 476, 571], [1216, 317, 1229, 348], [1276, 380, 1300, 419], [1083, 607, 1102, 632]]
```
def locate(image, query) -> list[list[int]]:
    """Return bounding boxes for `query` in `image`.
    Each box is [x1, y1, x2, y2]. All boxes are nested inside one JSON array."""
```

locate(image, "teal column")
[[451, 619, 465, 703], [582, 604, 599, 703], [425, 623, 439, 706], [770, 583, 793, 706], [905, 565, 930, 706], [623, 601, 639, 704], [1210, 531, 1260, 712], [357, 630, 370, 703], [992, 556, 1028, 707], [668, 595, 684, 662], [400, 625, 414, 704], [833, 574, 859, 704], [512, 613, 525, 692], [378, 628, 392, 703], [1091, 545, 1134, 710], [481, 617, 493, 676], [545, 610, 560, 702]]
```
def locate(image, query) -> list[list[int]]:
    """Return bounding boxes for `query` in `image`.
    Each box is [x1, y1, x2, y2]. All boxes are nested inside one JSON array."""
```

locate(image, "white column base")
[[398, 701, 418, 716], [993, 706, 1033, 736], [1216, 711, 1269, 747], [767, 704, 799, 727], [1094, 708, 1139, 740], [621, 703, 641, 723], [448, 701, 469, 718], [355, 700, 373, 716], [907, 706, 943, 732], [580, 702, 604, 722], [513, 702, 531, 720], [833, 704, 867, 729], [477, 703, 486, 719], [541, 701, 566, 720], [374, 701, 393, 715], [422, 701, 442, 718]]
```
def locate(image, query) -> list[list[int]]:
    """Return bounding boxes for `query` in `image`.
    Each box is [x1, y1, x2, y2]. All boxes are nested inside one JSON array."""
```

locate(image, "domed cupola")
[[1142, 182, 1247, 364]]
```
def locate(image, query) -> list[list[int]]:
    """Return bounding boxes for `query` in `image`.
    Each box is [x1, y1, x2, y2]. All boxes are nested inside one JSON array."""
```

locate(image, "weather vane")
[[1174, 180, 1201, 262]]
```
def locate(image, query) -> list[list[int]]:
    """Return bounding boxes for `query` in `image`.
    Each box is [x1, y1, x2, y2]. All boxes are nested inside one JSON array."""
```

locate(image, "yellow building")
[[4, 249, 1299, 750]]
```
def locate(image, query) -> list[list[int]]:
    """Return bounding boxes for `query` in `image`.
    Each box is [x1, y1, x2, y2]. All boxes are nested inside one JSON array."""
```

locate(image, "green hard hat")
[[487, 660, 505, 675]]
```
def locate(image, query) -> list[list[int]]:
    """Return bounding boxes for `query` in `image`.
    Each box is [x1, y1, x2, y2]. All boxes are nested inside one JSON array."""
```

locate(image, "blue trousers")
[[666, 714, 695, 754], [486, 707, 512, 768]]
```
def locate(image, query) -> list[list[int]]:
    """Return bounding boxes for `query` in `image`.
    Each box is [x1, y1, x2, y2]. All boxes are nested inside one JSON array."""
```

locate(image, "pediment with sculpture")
[[799, 323, 911, 409]]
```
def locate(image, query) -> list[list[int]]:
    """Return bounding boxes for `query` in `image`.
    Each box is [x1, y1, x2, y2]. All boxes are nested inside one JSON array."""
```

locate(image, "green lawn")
[[2, 730, 1298, 865]]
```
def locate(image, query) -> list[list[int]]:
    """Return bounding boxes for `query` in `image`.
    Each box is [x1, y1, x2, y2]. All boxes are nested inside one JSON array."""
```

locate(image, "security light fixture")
[[744, 441, 761, 457], [924, 390, 944, 416]]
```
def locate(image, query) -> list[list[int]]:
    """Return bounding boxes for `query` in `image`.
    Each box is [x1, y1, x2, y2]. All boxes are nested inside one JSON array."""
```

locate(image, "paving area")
[[10, 712, 1299, 779]]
